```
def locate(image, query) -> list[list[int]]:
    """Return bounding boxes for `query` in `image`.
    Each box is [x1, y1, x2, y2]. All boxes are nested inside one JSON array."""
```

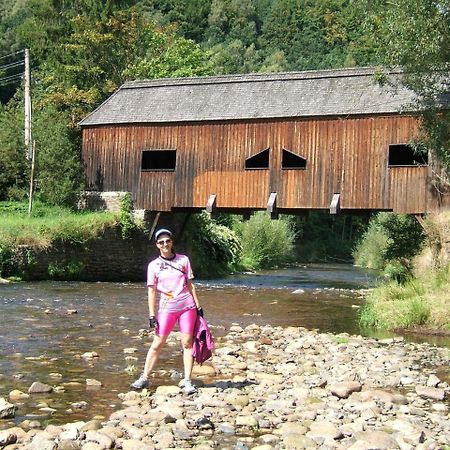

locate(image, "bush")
[[234, 212, 296, 269], [353, 212, 425, 274], [119, 193, 137, 239], [185, 212, 242, 277]]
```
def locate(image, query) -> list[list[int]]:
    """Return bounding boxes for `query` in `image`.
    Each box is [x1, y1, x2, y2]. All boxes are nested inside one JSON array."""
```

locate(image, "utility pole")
[[24, 48, 32, 160], [28, 141, 36, 216]]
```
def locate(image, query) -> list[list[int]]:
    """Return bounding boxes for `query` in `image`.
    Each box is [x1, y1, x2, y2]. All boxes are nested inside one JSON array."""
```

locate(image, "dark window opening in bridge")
[[141, 149, 176, 171], [388, 144, 428, 167], [282, 148, 307, 169], [245, 148, 269, 169]]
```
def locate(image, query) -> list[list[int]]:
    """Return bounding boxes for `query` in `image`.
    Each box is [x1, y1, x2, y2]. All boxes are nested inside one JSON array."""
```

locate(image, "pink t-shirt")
[[147, 254, 196, 312]]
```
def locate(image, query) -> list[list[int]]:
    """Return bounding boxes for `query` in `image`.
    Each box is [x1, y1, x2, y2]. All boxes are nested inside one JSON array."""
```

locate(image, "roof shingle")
[[79, 67, 418, 126]]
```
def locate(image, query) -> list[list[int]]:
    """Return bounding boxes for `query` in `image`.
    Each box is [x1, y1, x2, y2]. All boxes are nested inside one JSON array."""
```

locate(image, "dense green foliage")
[[296, 212, 367, 262], [353, 212, 425, 280], [184, 212, 242, 278], [233, 212, 296, 269]]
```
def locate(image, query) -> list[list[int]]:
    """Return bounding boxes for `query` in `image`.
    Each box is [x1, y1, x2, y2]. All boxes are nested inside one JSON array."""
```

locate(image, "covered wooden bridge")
[[79, 67, 447, 217]]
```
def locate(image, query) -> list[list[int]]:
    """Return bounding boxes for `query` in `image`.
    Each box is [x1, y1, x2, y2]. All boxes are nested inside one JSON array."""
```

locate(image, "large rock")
[[9, 389, 30, 400], [121, 439, 155, 450], [329, 381, 362, 398], [0, 430, 17, 447], [84, 430, 114, 449], [415, 385, 446, 401], [282, 434, 316, 449], [352, 430, 399, 449], [0, 398, 16, 419], [28, 381, 53, 394], [307, 421, 343, 441]]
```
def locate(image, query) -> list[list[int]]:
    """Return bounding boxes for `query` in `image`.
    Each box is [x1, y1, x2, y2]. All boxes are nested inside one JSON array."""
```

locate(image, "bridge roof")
[[79, 67, 419, 126]]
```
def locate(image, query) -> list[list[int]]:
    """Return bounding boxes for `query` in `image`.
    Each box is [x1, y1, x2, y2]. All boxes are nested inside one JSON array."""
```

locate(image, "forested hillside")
[[0, 0, 449, 205]]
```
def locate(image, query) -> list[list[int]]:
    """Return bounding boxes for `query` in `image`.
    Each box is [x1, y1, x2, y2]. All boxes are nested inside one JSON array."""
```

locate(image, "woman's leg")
[[143, 334, 168, 377], [143, 311, 178, 377], [179, 308, 198, 381]]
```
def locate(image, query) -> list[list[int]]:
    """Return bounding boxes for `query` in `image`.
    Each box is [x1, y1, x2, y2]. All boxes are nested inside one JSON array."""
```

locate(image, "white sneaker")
[[130, 374, 149, 389], [183, 379, 197, 395]]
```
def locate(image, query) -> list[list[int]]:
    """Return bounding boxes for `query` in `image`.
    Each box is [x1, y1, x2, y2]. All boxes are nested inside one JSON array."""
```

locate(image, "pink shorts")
[[156, 307, 197, 336]]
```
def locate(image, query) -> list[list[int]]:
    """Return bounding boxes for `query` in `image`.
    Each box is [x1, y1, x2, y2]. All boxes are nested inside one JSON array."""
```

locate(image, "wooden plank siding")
[[82, 114, 431, 213]]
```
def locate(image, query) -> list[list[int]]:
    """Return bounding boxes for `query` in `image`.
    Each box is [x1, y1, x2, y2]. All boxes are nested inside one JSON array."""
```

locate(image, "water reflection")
[[0, 264, 447, 427]]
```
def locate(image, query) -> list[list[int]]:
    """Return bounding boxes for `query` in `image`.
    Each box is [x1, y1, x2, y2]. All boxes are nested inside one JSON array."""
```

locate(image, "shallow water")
[[0, 264, 448, 428]]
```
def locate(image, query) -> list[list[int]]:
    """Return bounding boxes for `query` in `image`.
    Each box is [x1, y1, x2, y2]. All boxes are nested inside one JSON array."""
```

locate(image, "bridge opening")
[[141, 149, 177, 171], [245, 148, 270, 169], [388, 144, 428, 167], [282, 148, 307, 169]]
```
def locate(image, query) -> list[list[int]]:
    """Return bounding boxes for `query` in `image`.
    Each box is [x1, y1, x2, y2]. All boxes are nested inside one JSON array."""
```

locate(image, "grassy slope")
[[0, 201, 118, 249], [360, 265, 450, 333], [359, 211, 450, 333]]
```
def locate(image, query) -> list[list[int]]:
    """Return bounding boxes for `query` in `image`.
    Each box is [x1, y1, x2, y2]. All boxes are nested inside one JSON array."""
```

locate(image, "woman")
[[131, 228, 203, 395]]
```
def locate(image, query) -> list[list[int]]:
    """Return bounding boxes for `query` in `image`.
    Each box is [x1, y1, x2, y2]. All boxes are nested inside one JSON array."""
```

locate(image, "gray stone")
[[0, 398, 16, 419], [217, 422, 235, 434], [9, 389, 30, 400], [121, 439, 155, 450], [415, 385, 446, 401], [308, 421, 343, 440], [426, 374, 441, 387], [58, 440, 82, 450], [353, 430, 399, 449], [282, 434, 316, 449], [59, 428, 80, 441], [28, 381, 53, 394], [29, 434, 57, 450], [81, 443, 103, 450], [0, 430, 16, 447], [329, 381, 362, 398], [84, 430, 114, 449], [80, 420, 103, 432], [235, 415, 258, 427]]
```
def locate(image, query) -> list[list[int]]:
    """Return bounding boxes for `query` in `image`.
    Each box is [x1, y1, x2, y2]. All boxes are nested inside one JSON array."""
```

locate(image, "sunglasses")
[[157, 238, 172, 245]]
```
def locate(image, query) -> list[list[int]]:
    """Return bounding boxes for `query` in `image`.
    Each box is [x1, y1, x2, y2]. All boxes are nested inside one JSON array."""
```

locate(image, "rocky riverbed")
[[1, 324, 449, 449]]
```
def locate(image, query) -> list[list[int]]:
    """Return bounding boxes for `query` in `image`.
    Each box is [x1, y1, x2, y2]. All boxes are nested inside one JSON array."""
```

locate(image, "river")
[[0, 264, 448, 428]]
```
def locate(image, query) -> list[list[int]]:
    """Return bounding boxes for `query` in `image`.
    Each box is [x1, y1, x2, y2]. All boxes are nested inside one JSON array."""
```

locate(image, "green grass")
[[360, 265, 450, 332], [0, 201, 118, 249]]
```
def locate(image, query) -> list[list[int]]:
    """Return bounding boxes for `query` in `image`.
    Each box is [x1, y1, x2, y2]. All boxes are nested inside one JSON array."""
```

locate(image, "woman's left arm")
[[187, 279, 201, 308]]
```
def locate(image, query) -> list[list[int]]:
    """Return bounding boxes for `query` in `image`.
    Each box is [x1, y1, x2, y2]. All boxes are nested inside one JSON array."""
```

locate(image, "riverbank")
[[1, 325, 449, 449]]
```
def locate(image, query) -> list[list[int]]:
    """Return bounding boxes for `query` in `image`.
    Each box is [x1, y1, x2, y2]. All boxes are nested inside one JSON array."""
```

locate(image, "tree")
[[0, 98, 28, 200], [364, 0, 450, 171], [33, 104, 83, 206], [123, 22, 213, 79]]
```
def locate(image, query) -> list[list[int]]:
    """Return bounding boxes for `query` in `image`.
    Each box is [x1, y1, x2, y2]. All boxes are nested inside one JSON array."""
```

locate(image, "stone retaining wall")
[[11, 227, 156, 282], [8, 210, 192, 282]]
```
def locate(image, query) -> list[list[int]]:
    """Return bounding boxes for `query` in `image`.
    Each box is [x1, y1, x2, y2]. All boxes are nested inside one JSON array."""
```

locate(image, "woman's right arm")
[[148, 286, 157, 317]]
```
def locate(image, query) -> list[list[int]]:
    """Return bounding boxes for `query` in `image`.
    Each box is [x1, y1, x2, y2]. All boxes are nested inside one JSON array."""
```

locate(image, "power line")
[[0, 49, 25, 61], [0, 60, 25, 71], [0, 77, 22, 87], [0, 72, 23, 83]]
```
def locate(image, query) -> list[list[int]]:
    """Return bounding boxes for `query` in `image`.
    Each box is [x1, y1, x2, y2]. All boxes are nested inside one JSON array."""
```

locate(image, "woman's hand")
[[149, 316, 158, 330]]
